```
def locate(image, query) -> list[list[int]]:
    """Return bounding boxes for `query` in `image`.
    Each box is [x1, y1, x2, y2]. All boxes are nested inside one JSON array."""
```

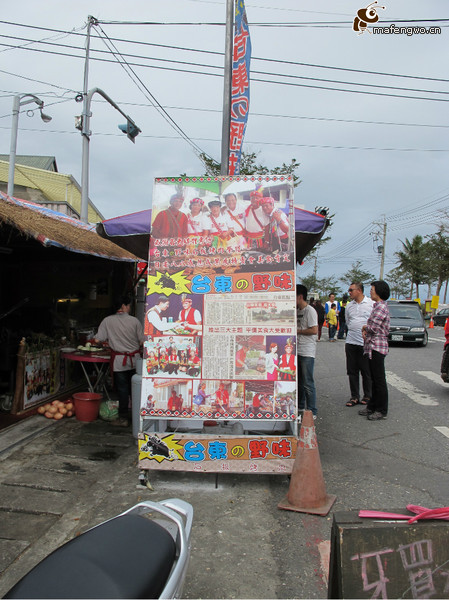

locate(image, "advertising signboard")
[[139, 175, 297, 473]]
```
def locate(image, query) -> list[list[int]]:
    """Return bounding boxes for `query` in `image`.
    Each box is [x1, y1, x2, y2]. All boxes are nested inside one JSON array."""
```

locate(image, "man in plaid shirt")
[[360, 281, 391, 421]]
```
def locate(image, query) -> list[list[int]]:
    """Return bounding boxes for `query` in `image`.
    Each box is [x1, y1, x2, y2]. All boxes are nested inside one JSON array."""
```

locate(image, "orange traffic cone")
[[278, 410, 336, 516], [429, 316, 434, 329]]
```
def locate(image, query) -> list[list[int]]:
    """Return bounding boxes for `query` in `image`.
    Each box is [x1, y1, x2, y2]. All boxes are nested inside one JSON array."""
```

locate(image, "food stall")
[[134, 175, 327, 474], [0, 192, 139, 425]]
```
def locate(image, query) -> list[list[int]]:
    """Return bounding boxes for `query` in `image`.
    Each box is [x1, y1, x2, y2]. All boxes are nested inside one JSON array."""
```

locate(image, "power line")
[[2, 87, 449, 130], [2, 33, 449, 99], [1, 41, 448, 104], [78, 19, 449, 27], [1, 20, 449, 84], [0, 125, 446, 154], [92, 24, 211, 163]]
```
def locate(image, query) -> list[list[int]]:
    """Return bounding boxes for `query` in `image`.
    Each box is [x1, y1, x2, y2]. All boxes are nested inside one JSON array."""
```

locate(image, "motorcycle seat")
[[5, 513, 176, 599]]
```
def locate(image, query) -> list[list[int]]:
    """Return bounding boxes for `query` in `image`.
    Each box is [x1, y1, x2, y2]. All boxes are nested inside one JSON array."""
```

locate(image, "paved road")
[[0, 326, 448, 599]]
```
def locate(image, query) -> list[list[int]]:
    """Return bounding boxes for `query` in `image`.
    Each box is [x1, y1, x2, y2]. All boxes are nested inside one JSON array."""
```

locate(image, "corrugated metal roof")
[[0, 155, 57, 171], [0, 160, 103, 223]]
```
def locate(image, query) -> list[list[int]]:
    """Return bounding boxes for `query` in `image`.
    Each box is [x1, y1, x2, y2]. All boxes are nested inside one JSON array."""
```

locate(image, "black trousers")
[[368, 350, 388, 415], [114, 370, 135, 417], [345, 343, 372, 400]]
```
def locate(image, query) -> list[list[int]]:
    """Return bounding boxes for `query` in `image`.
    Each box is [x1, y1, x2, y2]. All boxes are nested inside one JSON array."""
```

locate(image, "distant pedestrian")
[[296, 284, 318, 418], [344, 282, 374, 407], [337, 294, 349, 339], [360, 280, 391, 421], [325, 293, 340, 318], [314, 300, 325, 341], [327, 303, 338, 341]]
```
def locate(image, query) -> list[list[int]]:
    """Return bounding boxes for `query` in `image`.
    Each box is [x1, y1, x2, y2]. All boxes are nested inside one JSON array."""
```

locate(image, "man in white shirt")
[[260, 197, 290, 252], [222, 193, 247, 249], [203, 198, 231, 248], [297, 284, 318, 418], [345, 282, 374, 408], [244, 189, 270, 249], [324, 293, 340, 317]]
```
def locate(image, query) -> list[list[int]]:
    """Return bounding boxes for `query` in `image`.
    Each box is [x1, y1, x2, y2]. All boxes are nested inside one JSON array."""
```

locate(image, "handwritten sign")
[[328, 511, 449, 599]]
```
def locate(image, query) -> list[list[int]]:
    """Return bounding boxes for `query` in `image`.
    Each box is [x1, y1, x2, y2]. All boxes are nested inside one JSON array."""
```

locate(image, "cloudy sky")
[[1, 0, 448, 285]]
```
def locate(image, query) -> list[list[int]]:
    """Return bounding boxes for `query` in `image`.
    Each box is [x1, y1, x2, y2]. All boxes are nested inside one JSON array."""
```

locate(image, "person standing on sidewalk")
[[296, 284, 318, 418], [344, 282, 374, 408], [360, 280, 391, 420], [327, 303, 338, 341], [94, 294, 144, 427], [314, 299, 325, 341], [337, 294, 349, 339]]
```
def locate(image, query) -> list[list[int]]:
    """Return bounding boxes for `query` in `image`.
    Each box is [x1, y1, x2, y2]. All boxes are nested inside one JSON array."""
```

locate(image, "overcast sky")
[[1, 0, 448, 286]]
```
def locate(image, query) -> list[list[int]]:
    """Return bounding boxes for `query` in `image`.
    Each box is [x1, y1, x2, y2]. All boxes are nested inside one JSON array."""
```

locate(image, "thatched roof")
[[0, 193, 139, 262]]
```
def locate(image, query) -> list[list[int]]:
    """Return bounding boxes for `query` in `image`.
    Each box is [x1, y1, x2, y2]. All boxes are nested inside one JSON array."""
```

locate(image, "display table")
[[62, 351, 111, 400]]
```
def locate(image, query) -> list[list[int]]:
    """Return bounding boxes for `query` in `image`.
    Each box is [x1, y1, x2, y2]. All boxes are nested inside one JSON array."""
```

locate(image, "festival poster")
[[141, 175, 297, 426]]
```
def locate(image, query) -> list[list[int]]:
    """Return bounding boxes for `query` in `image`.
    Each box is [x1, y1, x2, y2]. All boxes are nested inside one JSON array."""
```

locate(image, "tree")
[[340, 261, 375, 287], [199, 151, 302, 187], [395, 235, 428, 298], [386, 266, 411, 299], [297, 273, 341, 300], [425, 226, 449, 297]]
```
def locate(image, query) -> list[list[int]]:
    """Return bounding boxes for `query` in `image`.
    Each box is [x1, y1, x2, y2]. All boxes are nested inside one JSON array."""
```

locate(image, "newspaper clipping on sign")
[[140, 175, 297, 424]]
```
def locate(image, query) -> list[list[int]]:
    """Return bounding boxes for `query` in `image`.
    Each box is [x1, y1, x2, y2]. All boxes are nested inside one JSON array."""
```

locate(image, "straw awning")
[[0, 192, 138, 262]]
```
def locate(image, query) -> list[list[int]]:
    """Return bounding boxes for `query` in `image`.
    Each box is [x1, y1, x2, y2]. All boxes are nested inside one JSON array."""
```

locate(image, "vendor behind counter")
[[94, 294, 144, 427]]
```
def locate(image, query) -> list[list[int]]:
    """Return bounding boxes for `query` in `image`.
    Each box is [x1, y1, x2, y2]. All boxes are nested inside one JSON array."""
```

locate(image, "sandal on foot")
[[360, 397, 369, 405], [345, 398, 359, 407]]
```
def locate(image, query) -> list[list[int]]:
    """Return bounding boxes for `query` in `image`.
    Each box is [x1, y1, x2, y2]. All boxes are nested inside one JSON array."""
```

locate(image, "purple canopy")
[[96, 207, 327, 262]]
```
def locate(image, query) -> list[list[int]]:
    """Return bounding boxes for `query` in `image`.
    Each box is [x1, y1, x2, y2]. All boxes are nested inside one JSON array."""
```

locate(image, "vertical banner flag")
[[229, 0, 251, 176]]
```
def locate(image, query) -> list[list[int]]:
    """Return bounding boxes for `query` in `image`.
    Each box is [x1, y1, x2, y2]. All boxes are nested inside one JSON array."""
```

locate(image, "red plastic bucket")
[[73, 392, 102, 422]]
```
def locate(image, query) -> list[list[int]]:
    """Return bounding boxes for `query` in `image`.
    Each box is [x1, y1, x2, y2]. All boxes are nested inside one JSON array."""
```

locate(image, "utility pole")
[[373, 217, 387, 279], [220, 0, 234, 176], [80, 16, 97, 222], [379, 219, 387, 279], [313, 254, 318, 287], [78, 16, 140, 223]]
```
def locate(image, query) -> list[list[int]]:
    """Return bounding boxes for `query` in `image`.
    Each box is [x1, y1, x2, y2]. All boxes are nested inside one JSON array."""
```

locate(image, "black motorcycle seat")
[[5, 513, 176, 599]]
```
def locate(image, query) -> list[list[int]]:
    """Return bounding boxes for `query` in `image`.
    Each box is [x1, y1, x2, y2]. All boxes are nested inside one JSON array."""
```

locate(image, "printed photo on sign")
[[274, 381, 297, 416], [265, 335, 295, 381], [244, 381, 276, 417], [191, 380, 245, 417], [141, 377, 193, 416], [144, 292, 203, 337], [143, 336, 201, 379], [149, 177, 295, 275], [276, 337, 296, 381], [235, 335, 266, 379]]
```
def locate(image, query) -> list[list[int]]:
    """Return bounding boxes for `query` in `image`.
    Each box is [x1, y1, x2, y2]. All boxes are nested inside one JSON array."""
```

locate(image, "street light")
[[78, 87, 141, 223], [7, 94, 52, 198]]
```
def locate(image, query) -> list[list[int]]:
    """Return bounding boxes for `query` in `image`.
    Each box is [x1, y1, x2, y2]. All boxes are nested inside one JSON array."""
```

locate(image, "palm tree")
[[395, 235, 427, 298]]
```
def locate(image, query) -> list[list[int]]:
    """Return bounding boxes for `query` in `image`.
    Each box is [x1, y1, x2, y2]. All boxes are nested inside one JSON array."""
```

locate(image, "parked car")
[[387, 300, 428, 346], [434, 307, 449, 327]]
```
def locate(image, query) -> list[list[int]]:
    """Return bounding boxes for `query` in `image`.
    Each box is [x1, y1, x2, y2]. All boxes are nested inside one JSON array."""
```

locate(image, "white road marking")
[[435, 426, 449, 439], [427, 336, 445, 343], [414, 371, 449, 388], [386, 372, 439, 406]]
